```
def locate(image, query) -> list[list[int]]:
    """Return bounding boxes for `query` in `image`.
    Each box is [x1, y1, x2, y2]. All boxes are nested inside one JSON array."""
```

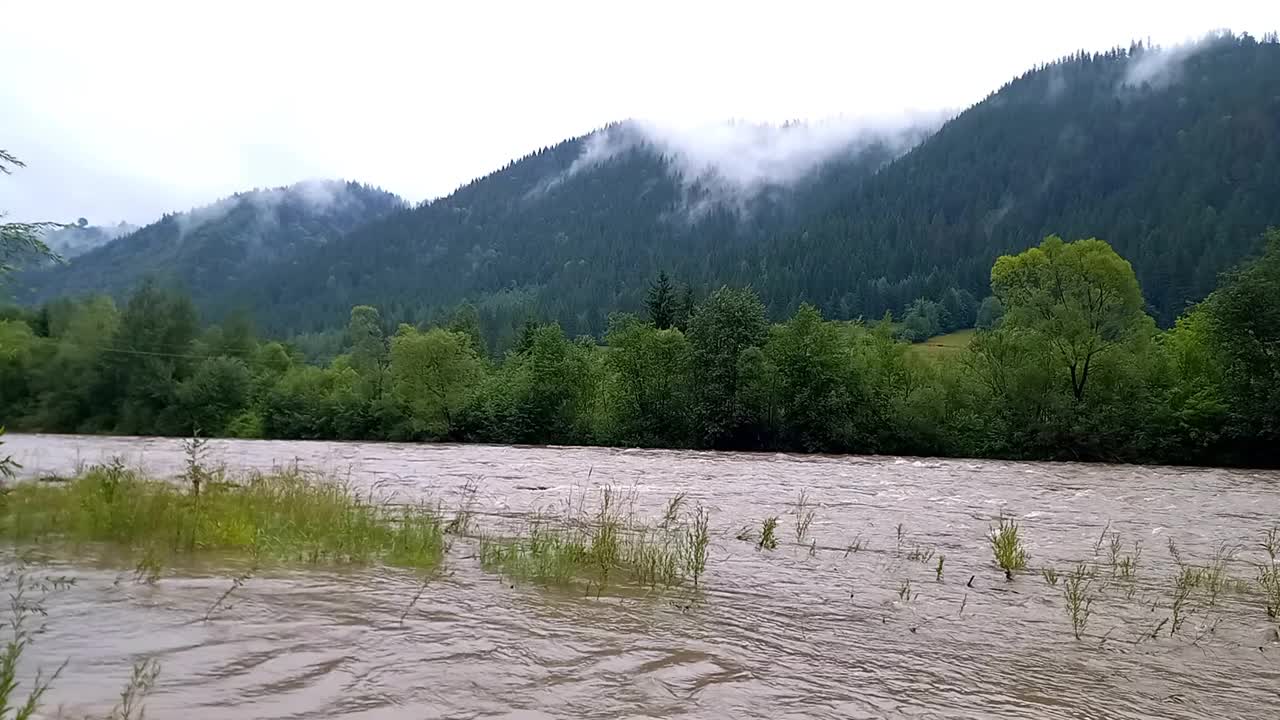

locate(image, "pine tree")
[[645, 272, 675, 329], [674, 285, 696, 332]]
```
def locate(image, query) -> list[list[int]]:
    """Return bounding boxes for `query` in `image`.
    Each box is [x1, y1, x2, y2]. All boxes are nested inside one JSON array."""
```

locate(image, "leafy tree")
[[687, 287, 768, 446], [389, 326, 482, 439], [463, 324, 597, 444], [1198, 229, 1280, 460], [347, 305, 387, 374], [27, 296, 118, 430], [603, 315, 693, 445], [174, 357, 252, 435], [975, 296, 1004, 330], [992, 236, 1149, 402], [445, 303, 486, 356], [94, 279, 199, 434], [758, 304, 859, 451], [1159, 308, 1228, 459], [898, 298, 943, 342]]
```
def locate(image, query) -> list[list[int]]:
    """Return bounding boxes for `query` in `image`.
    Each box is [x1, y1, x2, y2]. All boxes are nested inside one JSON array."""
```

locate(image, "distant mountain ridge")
[[42, 221, 139, 259], [16, 32, 1280, 342], [16, 180, 403, 315]]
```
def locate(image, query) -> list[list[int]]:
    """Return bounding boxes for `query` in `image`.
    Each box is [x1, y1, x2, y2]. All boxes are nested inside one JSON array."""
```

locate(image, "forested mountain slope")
[[236, 122, 915, 339], [17, 181, 402, 314], [41, 221, 138, 259], [17, 34, 1280, 340], [244, 33, 1280, 337], [775, 33, 1280, 325]]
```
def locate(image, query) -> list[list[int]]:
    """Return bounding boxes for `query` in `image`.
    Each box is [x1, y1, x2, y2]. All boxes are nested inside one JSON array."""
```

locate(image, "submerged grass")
[[988, 514, 1029, 578], [758, 517, 779, 551], [792, 489, 816, 543], [478, 488, 711, 594], [0, 464, 446, 570], [1063, 564, 1095, 640]]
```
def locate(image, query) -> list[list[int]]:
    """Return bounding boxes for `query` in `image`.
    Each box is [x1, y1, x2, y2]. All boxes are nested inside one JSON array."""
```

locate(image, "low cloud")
[[550, 112, 950, 215], [174, 179, 360, 243], [1121, 30, 1238, 89]]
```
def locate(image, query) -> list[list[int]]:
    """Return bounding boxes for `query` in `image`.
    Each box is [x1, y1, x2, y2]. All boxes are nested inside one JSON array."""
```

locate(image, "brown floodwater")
[[4, 433, 1280, 719]]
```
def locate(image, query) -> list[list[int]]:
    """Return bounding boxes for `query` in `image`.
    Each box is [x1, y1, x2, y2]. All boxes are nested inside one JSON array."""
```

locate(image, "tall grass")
[[478, 488, 711, 594], [0, 464, 446, 570], [1062, 564, 1094, 640], [792, 489, 816, 543], [758, 517, 779, 551], [988, 514, 1029, 578], [1259, 566, 1280, 619]]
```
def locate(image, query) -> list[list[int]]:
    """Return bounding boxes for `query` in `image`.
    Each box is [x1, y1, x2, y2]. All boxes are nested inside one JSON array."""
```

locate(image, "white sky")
[[1, 0, 1274, 224]]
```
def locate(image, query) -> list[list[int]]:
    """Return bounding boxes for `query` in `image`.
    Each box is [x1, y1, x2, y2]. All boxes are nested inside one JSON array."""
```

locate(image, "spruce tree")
[[645, 272, 675, 329]]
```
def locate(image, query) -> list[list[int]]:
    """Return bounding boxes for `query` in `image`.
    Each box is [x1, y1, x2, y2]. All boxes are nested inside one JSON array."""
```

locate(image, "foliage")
[[1, 231, 1280, 466], [18, 37, 1280, 347], [989, 515, 1029, 575], [1197, 230, 1280, 462], [389, 326, 481, 439], [478, 487, 703, 593], [0, 465, 447, 569], [687, 286, 768, 447], [644, 272, 676, 330], [992, 235, 1148, 402]]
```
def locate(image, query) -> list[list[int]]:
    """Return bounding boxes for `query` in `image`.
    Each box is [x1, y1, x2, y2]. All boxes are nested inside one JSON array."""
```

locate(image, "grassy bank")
[[0, 462, 446, 570]]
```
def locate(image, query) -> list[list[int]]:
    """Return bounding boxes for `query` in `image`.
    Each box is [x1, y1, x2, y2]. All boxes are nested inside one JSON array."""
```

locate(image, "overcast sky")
[[2, 0, 1274, 224]]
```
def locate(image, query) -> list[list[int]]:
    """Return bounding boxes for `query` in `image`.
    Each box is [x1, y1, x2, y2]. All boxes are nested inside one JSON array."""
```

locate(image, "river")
[[3, 433, 1279, 719]]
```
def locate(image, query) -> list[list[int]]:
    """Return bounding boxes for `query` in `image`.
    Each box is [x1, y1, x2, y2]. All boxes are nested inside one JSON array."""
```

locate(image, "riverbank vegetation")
[[477, 490, 712, 594], [2, 232, 1279, 467], [0, 463, 447, 570]]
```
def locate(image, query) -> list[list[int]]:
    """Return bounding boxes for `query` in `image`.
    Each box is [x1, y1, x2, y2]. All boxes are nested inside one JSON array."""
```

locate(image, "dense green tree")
[[389, 326, 482, 439], [603, 315, 693, 445], [992, 236, 1149, 402], [174, 357, 252, 435], [1198, 229, 1280, 461], [463, 324, 597, 444], [347, 305, 387, 374], [687, 287, 768, 447], [93, 280, 199, 434], [975, 296, 1004, 330], [756, 304, 860, 451], [645, 272, 676, 329], [445, 303, 486, 356], [27, 296, 118, 430], [898, 298, 944, 342]]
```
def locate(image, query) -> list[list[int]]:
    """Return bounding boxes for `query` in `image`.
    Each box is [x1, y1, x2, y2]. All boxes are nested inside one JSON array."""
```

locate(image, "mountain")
[[235, 121, 925, 339], [16, 181, 403, 315], [242, 32, 1280, 338], [760, 32, 1280, 326], [41, 221, 138, 259], [17, 32, 1280, 341]]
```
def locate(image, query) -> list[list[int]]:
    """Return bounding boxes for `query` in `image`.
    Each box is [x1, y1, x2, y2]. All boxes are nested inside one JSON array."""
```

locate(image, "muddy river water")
[[3, 433, 1279, 719]]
